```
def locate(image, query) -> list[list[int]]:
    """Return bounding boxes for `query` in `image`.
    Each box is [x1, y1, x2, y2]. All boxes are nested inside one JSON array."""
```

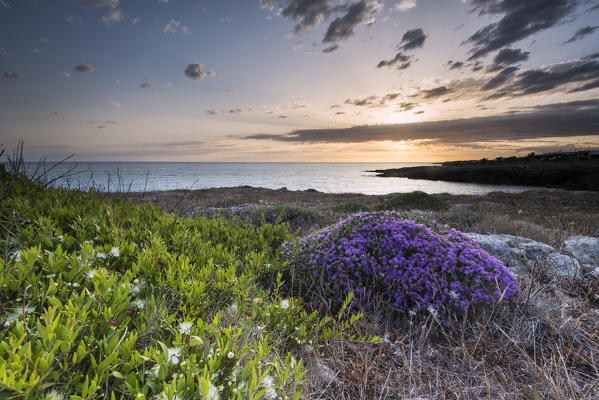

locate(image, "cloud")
[[181, 25, 191, 35], [490, 57, 599, 98], [481, 66, 518, 90], [184, 63, 215, 80], [131, 16, 141, 24], [397, 102, 417, 111], [0, 0, 10, 8], [322, 1, 381, 43], [322, 44, 339, 53], [111, 101, 121, 107], [377, 28, 425, 70], [447, 60, 464, 70], [394, 0, 417, 11], [205, 109, 217, 115], [31, 48, 40, 53], [228, 108, 243, 114], [0, 48, 11, 56], [377, 51, 411, 69], [492, 47, 529, 68], [3, 72, 23, 79], [163, 19, 181, 34], [139, 81, 152, 89], [243, 99, 599, 145], [97, 120, 116, 129], [74, 64, 95, 73], [62, 72, 72, 78], [40, 37, 48, 43], [102, 8, 123, 24], [420, 85, 452, 98], [265, 0, 338, 34], [464, 0, 578, 59], [564, 25, 599, 44], [398, 28, 426, 50]]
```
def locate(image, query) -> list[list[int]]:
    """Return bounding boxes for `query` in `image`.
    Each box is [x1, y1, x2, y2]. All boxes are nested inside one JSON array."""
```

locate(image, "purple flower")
[[282, 212, 518, 320]]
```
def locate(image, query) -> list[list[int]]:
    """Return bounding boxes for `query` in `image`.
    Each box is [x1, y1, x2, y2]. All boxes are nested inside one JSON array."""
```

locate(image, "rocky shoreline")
[[371, 150, 599, 191]]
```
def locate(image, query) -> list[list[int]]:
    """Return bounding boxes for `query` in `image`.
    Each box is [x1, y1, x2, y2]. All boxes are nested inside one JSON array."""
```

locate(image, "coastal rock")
[[464, 233, 526, 275], [466, 233, 597, 279], [546, 253, 581, 278], [563, 236, 599, 266], [449, 203, 472, 212]]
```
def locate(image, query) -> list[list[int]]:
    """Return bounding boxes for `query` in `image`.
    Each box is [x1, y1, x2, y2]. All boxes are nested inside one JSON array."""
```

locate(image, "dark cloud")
[[97, 120, 116, 129], [345, 95, 378, 106], [377, 52, 410, 68], [74, 64, 95, 73], [243, 99, 599, 145], [472, 61, 484, 71], [465, 0, 578, 59], [564, 25, 599, 44], [492, 57, 599, 98], [205, 109, 217, 115], [414, 110, 424, 114], [262, 0, 337, 33], [228, 108, 243, 114], [420, 86, 452, 98], [398, 28, 426, 50], [345, 92, 401, 107], [447, 60, 465, 70], [493, 47, 529, 67], [482, 66, 518, 90], [322, 1, 381, 43], [139, 81, 152, 89], [322, 44, 339, 53], [397, 102, 417, 111], [184, 64, 215, 80], [376, 28, 425, 70], [3, 71, 23, 79]]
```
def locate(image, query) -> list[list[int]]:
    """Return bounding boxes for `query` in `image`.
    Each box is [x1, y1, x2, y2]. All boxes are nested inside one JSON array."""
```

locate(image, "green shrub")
[[330, 203, 372, 213], [250, 205, 318, 231], [374, 191, 448, 211], [0, 172, 368, 399]]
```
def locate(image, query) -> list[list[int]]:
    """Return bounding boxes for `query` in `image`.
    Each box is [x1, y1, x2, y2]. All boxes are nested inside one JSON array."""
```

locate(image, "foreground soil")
[[371, 155, 599, 191]]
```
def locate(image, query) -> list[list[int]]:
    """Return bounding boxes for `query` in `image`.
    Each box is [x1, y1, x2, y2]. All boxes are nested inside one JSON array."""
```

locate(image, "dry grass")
[[302, 271, 599, 399]]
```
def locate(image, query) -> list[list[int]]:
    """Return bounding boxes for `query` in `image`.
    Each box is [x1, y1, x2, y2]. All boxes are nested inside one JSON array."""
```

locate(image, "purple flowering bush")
[[281, 212, 518, 318]]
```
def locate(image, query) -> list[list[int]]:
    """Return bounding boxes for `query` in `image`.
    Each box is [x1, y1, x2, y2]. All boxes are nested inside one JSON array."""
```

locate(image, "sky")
[[1, 0, 599, 162]]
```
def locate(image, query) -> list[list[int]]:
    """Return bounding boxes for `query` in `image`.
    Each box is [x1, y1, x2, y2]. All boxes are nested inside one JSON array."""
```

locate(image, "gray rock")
[[450, 203, 472, 212], [546, 253, 581, 278], [563, 236, 599, 266], [464, 233, 527, 275], [518, 240, 555, 260]]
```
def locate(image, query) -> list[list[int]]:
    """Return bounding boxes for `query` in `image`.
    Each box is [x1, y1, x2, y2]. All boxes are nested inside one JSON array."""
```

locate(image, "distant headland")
[[371, 150, 599, 191]]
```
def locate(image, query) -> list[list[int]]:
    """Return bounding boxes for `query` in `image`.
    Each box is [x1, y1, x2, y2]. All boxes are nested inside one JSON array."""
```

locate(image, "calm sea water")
[[33, 162, 542, 195]]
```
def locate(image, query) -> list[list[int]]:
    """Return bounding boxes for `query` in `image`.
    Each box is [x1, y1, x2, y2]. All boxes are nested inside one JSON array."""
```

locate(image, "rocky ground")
[[113, 186, 599, 399]]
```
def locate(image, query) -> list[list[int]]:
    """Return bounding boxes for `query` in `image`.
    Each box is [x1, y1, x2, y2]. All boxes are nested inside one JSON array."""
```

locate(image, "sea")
[[22, 161, 547, 196]]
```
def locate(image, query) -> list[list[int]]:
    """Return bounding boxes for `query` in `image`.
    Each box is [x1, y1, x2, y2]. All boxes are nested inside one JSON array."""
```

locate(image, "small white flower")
[[96, 252, 106, 259], [85, 269, 96, 279], [227, 351, 234, 359], [427, 305, 438, 318], [179, 322, 193, 335], [45, 390, 65, 400], [408, 310, 416, 317], [12, 251, 21, 263], [133, 299, 145, 309], [72, 282, 79, 288], [44, 274, 56, 278], [3, 307, 35, 327], [227, 303, 237, 314], [207, 380, 220, 400], [262, 375, 277, 399], [167, 347, 182, 365], [109, 247, 120, 257], [253, 297, 261, 303], [280, 299, 289, 309], [449, 290, 459, 300]]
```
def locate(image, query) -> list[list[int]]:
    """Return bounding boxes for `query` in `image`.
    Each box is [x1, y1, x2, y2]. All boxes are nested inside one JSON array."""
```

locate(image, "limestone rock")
[[563, 236, 599, 266]]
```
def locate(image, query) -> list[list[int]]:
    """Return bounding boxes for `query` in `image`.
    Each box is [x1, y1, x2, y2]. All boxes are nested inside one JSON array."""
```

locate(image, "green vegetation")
[[329, 203, 372, 213], [250, 205, 318, 231], [0, 165, 367, 399], [373, 191, 448, 211]]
